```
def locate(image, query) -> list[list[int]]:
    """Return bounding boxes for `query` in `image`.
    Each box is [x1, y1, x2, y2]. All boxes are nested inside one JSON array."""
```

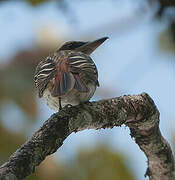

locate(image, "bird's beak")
[[75, 37, 109, 55]]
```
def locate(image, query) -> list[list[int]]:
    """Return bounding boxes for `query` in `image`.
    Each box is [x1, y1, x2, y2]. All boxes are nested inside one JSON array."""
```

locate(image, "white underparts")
[[43, 83, 96, 111]]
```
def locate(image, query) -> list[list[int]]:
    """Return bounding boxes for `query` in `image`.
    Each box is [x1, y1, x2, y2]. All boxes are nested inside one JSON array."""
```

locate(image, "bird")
[[34, 37, 108, 111]]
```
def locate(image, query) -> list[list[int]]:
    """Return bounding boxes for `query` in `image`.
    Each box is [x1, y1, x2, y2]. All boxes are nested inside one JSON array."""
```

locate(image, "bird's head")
[[58, 37, 108, 55], [58, 41, 87, 51]]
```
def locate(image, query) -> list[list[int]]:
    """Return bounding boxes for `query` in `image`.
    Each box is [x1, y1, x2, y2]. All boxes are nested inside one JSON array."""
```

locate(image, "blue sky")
[[0, 1, 175, 179]]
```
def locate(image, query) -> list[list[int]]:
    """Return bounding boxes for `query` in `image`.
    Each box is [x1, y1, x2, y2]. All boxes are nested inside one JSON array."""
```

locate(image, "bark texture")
[[0, 93, 174, 180]]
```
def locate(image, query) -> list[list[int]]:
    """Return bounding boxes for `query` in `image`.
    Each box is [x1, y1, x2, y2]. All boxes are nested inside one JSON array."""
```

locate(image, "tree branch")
[[0, 93, 174, 180]]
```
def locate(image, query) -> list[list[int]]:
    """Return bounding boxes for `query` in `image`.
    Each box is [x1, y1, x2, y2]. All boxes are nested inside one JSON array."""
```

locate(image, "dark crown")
[[58, 41, 88, 51]]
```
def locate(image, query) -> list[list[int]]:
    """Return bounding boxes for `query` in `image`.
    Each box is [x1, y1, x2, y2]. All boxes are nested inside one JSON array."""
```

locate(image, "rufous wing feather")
[[52, 70, 75, 97]]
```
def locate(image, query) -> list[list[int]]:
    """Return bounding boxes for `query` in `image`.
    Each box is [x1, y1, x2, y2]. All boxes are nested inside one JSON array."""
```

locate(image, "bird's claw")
[[59, 104, 73, 114], [64, 104, 73, 109]]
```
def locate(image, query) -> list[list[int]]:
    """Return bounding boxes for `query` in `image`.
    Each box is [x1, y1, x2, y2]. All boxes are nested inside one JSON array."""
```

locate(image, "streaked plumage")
[[34, 37, 108, 111]]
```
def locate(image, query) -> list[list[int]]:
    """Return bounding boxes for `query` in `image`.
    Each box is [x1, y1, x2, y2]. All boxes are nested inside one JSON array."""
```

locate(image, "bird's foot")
[[59, 104, 73, 114], [64, 104, 73, 109]]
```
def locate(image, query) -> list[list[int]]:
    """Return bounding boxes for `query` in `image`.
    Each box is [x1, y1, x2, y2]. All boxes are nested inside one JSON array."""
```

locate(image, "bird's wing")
[[67, 52, 99, 88], [52, 51, 99, 97], [51, 51, 91, 97], [34, 57, 56, 97], [51, 52, 75, 97]]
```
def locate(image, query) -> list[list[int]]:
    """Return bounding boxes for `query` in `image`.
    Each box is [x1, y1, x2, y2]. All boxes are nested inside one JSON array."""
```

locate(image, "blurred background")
[[0, 0, 175, 179]]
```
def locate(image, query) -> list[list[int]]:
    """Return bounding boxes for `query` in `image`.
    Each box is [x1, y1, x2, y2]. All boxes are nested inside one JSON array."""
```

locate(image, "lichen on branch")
[[0, 93, 174, 180]]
